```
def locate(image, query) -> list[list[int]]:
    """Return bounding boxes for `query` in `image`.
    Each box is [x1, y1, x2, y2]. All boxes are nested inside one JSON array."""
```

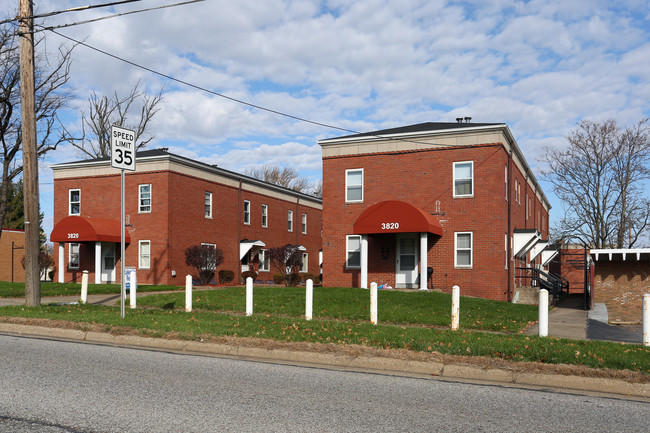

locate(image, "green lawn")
[[0, 281, 183, 298], [1, 303, 647, 373], [138, 286, 538, 333]]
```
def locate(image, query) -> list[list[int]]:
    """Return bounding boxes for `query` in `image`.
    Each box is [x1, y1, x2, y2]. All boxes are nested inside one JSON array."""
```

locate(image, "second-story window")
[[69, 189, 80, 215], [288, 210, 293, 232], [345, 169, 363, 202], [205, 192, 212, 218], [243, 200, 250, 224], [301, 213, 307, 234], [261, 204, 268, 228], [139, 184, 151, 213], [453, 161, 473, 197]]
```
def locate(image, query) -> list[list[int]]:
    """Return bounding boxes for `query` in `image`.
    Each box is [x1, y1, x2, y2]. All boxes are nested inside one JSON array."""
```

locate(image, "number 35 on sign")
[[111, 125, 136, 171]]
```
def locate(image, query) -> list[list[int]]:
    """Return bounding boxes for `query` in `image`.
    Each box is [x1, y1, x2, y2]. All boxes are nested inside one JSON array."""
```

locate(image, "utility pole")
[[19, 0, 41, 306]]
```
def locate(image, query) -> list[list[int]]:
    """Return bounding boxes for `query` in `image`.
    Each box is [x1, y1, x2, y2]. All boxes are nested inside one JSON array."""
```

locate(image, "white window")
[[288, 210, 293, 232], [69, 243, 79, 269], [346, 235, 361, 269], [504, 165, 508, 201], [514, 179, 521, 204], [139, 240, 150, 269], [69, 189, 80, 215], [201, 243, 217, 270], [261, 204, 268, 228], [139, 184, 151, 213], [345, 169, 363, 202], [454, 232, 473, 268], [505, 234, 508, 269], [300, 252, 308, 273], [301, 213, 307, 234], [205, 192, 212, 218], [259, 249, 270, 272], [453, 161, 473, 197], [243, 200, 250, 224]]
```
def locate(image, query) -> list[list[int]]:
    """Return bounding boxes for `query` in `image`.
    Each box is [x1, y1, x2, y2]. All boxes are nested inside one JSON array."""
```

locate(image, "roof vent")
[[464, 116, 472, 123], [456, 117, 463, 123], [158, 147, 169, 152]]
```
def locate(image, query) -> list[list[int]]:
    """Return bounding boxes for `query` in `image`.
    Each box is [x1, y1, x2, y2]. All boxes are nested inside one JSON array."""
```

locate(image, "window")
[[139, 240, 150, 269], [259, 249, 270, 272], [69, 243, 79, 269], [201, 243, 217, 271], [454, 232, 473, 268], [300, 252, 308, 273], [261, 204, 268, 228], [514, 179, 521, 204], [453, 161, 473, 197], [139, 184, 151, 213], [243, 200, 250, 224], [301, 213, 307, 234], [204, 192, 212, 218], [346, 235, 361, 269], [288, 210, 293, 232], [69, 189, 80, 215], [505, 234, 508, 269], [504, 165, 508, 201], [514, 179, 518, 204], [345, 169, 363, 202]]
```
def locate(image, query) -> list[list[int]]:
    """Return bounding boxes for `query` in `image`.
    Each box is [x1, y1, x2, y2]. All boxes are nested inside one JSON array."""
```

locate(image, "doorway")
[[395, 235, 418, 288], [101, 243, 116, 282]]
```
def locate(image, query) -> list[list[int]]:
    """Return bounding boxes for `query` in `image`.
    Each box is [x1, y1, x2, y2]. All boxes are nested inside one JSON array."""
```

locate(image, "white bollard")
[[538, 289, 549, 337], [451, 285, 460, 331], [129, 271, 136, 309], [80, 270, 89, 304], [185, 275, 192, 312], [246, 277, 253, 316], [643, 294, 649, 347], [370, 282, 378, 325], [305, 279, 313, 320]]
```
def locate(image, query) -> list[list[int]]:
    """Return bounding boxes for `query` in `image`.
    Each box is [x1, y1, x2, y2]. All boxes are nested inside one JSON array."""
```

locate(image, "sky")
[[4, 0, 650, 239]]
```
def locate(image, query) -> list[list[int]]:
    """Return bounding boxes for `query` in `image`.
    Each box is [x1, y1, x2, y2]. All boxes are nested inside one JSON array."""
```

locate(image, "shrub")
[[287, 273, 302, 287], [185, 244, 224, 285], [301, 273, 316, 283], [218, 270, 234, 284], [241, 270, 258, 283], [273, 273, 284, 285]]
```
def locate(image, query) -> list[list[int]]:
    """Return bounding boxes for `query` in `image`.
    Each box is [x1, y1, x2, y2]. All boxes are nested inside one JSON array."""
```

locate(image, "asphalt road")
[[0, 335, 647, 432]]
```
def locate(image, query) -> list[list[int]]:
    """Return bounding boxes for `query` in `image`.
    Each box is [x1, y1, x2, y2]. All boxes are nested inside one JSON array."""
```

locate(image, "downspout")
[[507, 146, 513, 302], [238, 179, 242, 274]]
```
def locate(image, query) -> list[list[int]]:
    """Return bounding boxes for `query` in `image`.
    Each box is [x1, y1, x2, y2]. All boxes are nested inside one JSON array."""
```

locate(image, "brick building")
[[49, 149, 322, 285], [319, 121, 555, 301]]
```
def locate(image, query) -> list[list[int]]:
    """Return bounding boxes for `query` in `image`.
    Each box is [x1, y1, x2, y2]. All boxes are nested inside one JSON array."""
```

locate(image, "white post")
[[185, 274, 192, 312], [538, 289, 549, 337], [370, 282, 378, 325], [305, 279, 313, 320], [419, 232, 428, 290], [80, 270, 88, 304], [451, 285, 460, 330], [360, 235, 368, 289], [129, 271, 136, 309], [246, 277, 253, 316], [58, 243, 64, 283], [643, 294, 649, 347]]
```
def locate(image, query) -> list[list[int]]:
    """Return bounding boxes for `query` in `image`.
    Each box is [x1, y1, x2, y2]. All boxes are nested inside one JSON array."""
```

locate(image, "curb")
[[1, 323, 647, 399]]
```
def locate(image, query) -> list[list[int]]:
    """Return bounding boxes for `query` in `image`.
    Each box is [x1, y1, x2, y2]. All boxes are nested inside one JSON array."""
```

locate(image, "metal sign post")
[[111, 125, 136, 318]]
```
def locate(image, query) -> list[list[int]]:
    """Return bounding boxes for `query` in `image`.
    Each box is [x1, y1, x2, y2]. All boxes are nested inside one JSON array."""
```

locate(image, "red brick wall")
[[0, 229, 26, 283], [322, 143, 549, 301], [593, 260, 649, 323], [53, 169, 322, 286]]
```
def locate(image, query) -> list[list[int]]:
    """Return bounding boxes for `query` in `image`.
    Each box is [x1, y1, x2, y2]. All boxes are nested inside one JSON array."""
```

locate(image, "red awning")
[[50, 216, 130, 244], [353, 200, 443, 236]]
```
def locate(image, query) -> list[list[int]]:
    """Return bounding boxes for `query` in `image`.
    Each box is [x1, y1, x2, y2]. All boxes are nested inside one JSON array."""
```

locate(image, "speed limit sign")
[[111, 125, 136, 171]]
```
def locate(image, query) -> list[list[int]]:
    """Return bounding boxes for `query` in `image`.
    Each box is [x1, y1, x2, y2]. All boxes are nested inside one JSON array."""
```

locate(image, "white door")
[[395, 236, 418, 288], [101, 243, 116, 282]]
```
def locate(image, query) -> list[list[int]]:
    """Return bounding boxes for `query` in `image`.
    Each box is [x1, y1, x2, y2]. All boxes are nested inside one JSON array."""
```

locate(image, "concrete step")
[[512, 286, 551, 305]]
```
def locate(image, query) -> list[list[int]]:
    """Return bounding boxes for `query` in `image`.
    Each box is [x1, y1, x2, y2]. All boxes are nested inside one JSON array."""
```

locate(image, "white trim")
[[204, 191, 212, 219], [259, 249, 270, 272], [139, 240, 151, 269], [288, 209, 294, 232], [243, 200, 251, 225], [301, 213, 307, 234], [346, 235, 361, 269], [300, 252, 308, 273], [68, 243, 80, 269], [454, 232, 473, 268], [261, 204, 268, 228], [345, 168, 364, 203], [139, 184, 152, 213], [69, 189, 80, 215], [453, 161, 474, 198], [591, 248, 650, 261]]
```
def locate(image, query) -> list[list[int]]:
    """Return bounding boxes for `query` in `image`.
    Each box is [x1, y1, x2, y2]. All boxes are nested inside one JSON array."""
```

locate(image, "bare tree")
[[245, 163, 312, 193], [267, 244, 303, 286], [540, 119, 650, 248], [0, 23, 73, 241], [63, 82, 163, 158]]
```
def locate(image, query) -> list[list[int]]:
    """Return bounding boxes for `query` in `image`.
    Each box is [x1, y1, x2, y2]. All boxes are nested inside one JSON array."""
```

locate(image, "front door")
[[395, 235, 418, 288], [101, 243, 116, 282]]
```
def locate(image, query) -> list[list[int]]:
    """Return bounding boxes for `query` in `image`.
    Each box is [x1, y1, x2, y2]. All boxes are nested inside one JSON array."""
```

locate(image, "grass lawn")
[[0, 281, 183, 298], [1, 303, 648, 373], [137, 286, 539, 333]]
